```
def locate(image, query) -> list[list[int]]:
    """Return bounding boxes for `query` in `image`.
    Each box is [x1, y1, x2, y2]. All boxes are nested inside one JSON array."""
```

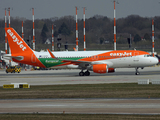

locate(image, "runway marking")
[[38, 105, 67, 107]]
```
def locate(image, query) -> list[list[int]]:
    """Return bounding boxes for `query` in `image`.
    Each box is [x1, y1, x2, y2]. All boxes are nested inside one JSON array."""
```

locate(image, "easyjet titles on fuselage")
[[7, 29, 26, 51], [110, 52, 132, 56]]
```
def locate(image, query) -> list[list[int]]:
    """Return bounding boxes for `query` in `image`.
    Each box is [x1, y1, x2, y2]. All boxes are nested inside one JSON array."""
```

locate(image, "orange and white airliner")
[[4, 27, 158, 76]]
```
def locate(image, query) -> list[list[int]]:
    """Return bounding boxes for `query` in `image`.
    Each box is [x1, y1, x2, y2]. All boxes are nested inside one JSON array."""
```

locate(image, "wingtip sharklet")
[[73, 48, 77, 51], [47, 49, 56, 59]]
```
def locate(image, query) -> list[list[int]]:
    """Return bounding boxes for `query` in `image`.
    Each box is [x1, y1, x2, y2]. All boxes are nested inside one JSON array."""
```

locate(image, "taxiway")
[[0, 66, 160, 114], [0, 67, 160, 86]]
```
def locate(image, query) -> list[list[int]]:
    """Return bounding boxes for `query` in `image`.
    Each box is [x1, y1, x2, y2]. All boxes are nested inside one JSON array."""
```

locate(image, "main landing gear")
[[79, 70, 90, 76], [135, 67, 140, 75]]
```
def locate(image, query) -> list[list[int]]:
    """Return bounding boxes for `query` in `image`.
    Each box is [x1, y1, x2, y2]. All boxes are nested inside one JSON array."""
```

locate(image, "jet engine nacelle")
[[92, 64, 107, 73], [91, 64, 115, 74]]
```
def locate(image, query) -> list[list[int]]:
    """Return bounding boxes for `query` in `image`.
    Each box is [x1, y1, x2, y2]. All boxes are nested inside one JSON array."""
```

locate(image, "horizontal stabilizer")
[[3, 54, 24, 61]]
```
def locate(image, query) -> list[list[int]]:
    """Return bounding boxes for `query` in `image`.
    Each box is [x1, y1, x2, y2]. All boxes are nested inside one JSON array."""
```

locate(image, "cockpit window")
[[144, 55, 152, 57]]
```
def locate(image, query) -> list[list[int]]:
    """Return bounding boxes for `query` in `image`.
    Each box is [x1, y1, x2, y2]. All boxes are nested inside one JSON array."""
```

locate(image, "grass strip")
[[0, 83, 160, 99], [0, 114, 160, 120]]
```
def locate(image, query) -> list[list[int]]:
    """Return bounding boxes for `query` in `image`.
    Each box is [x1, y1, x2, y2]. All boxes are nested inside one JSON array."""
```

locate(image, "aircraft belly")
[[49, 65, 79, 69], [111, 58, 133, 68], [49, 66, 68, 69], [111, 58, 144, 68]]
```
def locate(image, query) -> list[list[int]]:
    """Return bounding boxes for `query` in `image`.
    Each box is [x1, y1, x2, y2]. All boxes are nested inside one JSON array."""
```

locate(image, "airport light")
[[75, 6, 78, 51], [152, 19, 155, 57], [8, 7, 11, 66], [22, 21, 24, 40], [52, 24, 54, 52], [113, 0, 119, 50], [83, 7, 86, 51], [5, 8, 7, 54], [32, 8, 35, 51]]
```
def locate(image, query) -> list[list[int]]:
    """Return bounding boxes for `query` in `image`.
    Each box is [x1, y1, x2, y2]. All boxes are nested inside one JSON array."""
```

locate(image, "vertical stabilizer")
[[5, 28, 32, 54], [5, 27, 46, 68]]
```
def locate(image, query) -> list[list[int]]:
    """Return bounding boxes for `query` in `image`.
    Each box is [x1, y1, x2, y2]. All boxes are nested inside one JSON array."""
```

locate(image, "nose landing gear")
[[135, 67, 140, 75]]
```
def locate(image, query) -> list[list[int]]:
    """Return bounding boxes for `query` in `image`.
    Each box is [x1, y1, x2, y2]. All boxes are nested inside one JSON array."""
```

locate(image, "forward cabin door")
[[134, 52, 139, 63]]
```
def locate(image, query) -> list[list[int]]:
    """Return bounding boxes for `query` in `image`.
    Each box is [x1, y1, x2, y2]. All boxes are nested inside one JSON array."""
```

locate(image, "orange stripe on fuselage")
[[78, 50, 149, 62], [51, 50, 149, 67], [50, 50, 149, 67]]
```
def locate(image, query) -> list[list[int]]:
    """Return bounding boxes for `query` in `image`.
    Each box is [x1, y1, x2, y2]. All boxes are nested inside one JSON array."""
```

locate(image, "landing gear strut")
[[79, 70, 90, 76], [135, 67, 140, 75]]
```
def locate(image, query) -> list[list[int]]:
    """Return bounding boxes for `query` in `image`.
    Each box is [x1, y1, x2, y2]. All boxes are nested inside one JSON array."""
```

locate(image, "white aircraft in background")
[[4, 27, 158, 76]]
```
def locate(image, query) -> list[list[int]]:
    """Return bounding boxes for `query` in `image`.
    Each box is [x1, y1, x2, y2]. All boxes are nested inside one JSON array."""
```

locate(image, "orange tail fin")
[[5, 27, 46, 68], [5, 28, 32, 54]]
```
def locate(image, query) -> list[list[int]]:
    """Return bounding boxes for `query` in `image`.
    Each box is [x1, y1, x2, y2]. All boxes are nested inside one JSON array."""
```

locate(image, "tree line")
[[0, 15, 160, 51]]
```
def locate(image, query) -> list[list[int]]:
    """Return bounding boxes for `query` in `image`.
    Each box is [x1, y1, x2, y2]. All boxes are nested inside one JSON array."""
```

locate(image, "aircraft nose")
[[154, 57, 159, 64]]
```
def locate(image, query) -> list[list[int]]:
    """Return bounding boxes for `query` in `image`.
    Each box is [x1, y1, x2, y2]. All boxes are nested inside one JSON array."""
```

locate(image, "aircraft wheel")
[[135, 67, 140, 75], [79, 72, 84, 76], [84, 71, 90, 76]]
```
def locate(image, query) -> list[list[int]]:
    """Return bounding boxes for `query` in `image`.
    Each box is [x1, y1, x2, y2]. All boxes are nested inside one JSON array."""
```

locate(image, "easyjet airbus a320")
[[4, 27, 158, 76]]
